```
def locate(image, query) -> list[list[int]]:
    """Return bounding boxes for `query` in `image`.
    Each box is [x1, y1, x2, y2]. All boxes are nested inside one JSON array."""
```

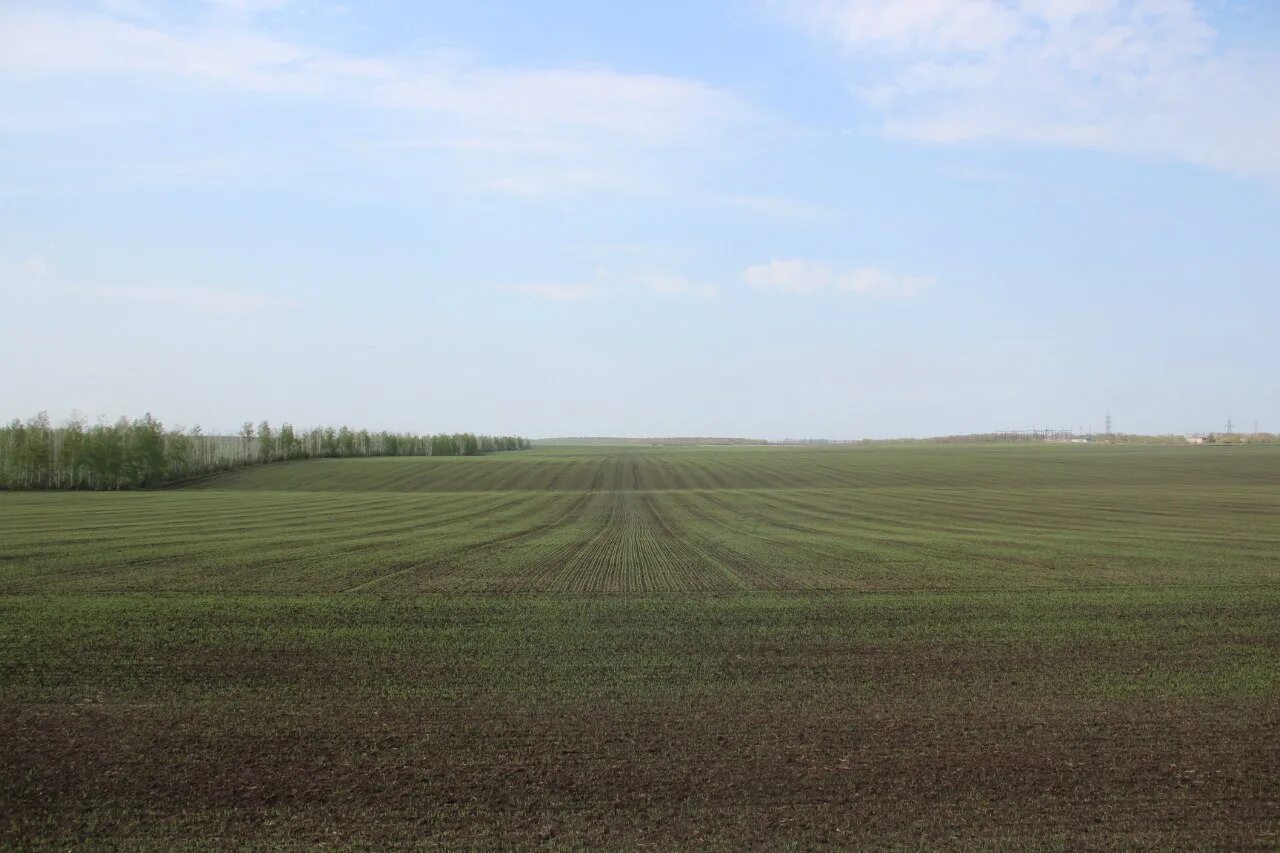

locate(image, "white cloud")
[[742, 259, 831, 294], [628, 272, 719, 298], [0, 8, 742, 165], [781, 0, 1280, 180], [790, 0, 1022, 53], [83, 284, 296, 314], [835, 267, 932, 298], [742, 259, 931, 298]]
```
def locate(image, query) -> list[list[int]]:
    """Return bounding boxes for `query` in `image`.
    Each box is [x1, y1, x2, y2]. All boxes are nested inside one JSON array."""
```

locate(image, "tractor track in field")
[[664, 491, 800, 589], [490, 492, 618, 592], [480, 491, 733, 592], [636, 492, 752, 590], [6, 493, 540, 581], [680, 491, 941, 589], [527, 489, 632, 589], [339, 491, 595, 593]]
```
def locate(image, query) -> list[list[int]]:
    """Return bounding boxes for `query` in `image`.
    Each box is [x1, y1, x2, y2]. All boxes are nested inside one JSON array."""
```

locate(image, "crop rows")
[[189, 442, 1280, 492], [3, 443, 1279, 848], [3, 445, 1278, 594]]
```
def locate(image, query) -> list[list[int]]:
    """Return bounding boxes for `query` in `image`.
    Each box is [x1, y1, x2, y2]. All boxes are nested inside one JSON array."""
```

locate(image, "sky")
[[2, 0, 1278, 439]]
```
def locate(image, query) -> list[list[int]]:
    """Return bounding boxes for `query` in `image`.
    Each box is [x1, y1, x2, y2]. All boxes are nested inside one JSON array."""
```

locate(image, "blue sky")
[[2, 0, 1278, 438]]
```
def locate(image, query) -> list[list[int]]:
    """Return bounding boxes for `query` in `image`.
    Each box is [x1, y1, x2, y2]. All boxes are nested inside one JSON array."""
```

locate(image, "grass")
[[2, 443, 1278, 848]]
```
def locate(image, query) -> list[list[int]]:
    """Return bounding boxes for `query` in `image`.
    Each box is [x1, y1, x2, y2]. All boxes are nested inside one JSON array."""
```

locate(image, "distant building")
[[1186, 434, 1207, 445]]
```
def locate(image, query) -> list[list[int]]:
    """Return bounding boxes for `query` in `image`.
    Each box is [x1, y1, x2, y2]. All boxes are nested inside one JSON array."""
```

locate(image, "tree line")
[[0, 412, 530, 490]]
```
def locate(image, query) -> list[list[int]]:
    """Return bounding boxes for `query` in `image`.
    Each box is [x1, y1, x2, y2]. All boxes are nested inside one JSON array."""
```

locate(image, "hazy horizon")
[[1, 416, 1258, 444], [3, 1, 1278, 439]]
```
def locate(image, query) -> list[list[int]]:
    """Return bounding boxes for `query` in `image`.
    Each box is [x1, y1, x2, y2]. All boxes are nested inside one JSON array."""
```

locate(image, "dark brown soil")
[[4, 694, 1277, 850]]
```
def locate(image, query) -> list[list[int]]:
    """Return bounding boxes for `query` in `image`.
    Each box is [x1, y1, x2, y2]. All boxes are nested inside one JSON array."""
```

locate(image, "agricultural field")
[[2, 443, 1279, 848]]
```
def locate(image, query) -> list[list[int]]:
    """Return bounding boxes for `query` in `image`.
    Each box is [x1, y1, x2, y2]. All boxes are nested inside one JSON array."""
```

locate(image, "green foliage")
[[0, 411, 529, 490]]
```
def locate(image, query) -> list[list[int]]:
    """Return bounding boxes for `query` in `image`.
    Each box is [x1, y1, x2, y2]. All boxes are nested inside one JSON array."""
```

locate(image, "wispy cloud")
[[788, 0, 1022, 53], [717, 194, 835, 222], [742, 259, 931, 298], [0, 255, 51, 292], [506, 283, 603, 303], [83, 284, 298, 314], [201, 0, 290, 12], [14, 258, 712, 310], [23, 256, 49, 280], [742, 259, 830, 295], [0, 7, 746, 193], [484, 169, 658, 197], [506, 268, 719, 302], [833, 266, 931, 298], [2, 252, 296, 313], [627, 272, 719, 299], [779, 0, 1280, 180]]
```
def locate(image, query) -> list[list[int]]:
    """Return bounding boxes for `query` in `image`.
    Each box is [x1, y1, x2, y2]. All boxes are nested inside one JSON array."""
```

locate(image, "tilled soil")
[[3, 596, 1278, 850]]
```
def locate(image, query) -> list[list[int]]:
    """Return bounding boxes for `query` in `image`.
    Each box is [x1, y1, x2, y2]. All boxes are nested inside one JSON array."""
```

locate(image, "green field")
[[3, 444, 1279, 847]]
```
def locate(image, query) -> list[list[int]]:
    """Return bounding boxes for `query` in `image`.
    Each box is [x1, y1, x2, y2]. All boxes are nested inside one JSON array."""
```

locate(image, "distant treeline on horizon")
[[817, 431, 1277, 446], [0, 412, 530, 491], [537, 432, 1277, 447], [534, 437, 769, 446]]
